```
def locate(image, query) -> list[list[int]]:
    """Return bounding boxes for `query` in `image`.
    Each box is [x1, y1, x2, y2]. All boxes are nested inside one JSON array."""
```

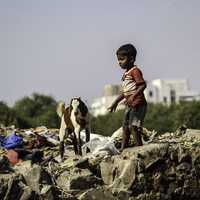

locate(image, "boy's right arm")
[[108, 93, 124, 112]]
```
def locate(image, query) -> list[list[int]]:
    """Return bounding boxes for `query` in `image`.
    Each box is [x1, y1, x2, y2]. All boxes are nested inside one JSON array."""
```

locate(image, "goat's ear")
[[78, 97, 81, 100]]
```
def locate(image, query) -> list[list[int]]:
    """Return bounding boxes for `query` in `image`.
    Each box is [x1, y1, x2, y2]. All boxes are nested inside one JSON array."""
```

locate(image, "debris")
[[0, 126, 199, 199]]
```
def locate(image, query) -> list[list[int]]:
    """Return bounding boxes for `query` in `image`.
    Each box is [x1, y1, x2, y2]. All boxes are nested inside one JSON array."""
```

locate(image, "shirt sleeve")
[[131, 68, 146, 85]]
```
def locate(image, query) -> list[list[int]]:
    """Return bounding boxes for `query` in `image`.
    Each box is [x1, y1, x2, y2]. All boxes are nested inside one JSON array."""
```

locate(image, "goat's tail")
[[56, 101, 65, 118]]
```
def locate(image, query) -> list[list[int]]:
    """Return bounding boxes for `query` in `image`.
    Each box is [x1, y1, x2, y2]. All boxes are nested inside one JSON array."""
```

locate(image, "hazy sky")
[[0, 0, 200, 106]]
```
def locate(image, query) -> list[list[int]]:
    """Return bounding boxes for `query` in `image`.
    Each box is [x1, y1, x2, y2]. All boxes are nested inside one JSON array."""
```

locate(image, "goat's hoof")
[[86, 147, 90, 153]]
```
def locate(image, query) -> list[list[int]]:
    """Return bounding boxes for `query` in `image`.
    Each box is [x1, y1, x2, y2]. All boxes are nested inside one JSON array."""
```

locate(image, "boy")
[[109, 44, 147, 152]]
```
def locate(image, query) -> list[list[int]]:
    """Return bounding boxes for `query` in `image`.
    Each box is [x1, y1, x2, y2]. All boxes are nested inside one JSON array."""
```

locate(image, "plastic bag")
[[82, 133, 119, 156]]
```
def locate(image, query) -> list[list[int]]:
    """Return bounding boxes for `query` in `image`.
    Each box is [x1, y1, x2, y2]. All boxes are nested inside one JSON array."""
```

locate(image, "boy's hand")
[[108, 103, 118, 112]]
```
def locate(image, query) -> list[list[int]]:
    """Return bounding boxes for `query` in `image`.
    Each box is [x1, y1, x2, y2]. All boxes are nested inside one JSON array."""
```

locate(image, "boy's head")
[[116, 44, 137, 69]]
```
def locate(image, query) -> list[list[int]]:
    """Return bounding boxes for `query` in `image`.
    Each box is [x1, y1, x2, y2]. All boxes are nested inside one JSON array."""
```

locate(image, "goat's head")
[[70, 97, 88, 116], [70, 97, 80, 109]]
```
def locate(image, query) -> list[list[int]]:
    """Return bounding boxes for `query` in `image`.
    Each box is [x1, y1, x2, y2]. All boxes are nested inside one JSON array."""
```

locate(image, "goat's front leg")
[[85, 126, 90, 153], [85, 126, 90, 143], [72, 132, 78, 155], [74, 126, 82, 155]]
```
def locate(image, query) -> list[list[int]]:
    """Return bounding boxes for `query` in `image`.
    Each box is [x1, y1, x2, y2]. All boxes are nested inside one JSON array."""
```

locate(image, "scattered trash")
[[0, 132, 23, 149], [0, 125, 200, 199]]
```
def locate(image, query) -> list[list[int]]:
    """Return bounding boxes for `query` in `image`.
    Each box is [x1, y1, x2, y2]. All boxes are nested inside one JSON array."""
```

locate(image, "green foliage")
[[172, 101, 200, 129], [13, 93, 60, 128], [91, 101, 200, 136], [144, 103, 175, 134], [91, 109, 124, 136], [1, 93, 200, 133], [0, 101, 17, 126]]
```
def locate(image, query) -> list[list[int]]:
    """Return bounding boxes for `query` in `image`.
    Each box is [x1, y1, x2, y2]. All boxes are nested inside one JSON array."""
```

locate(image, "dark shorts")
[[123, 104, 147, 129]]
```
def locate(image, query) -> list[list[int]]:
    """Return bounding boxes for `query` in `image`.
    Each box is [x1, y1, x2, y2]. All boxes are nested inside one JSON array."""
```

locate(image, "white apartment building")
[[145, 79, 200, 104], [91, 79, 200, 116]]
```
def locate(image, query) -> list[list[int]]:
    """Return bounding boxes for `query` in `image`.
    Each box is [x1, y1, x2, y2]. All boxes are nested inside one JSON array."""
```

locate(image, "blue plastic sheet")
[[0, 132, 23, 149]]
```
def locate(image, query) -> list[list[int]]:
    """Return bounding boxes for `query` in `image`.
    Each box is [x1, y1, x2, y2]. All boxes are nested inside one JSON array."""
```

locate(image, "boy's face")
[[117, 54, 133, 69]]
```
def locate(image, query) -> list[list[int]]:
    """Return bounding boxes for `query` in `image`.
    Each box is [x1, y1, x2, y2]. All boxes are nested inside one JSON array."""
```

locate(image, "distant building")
[[90, 84, 125, 116], [91, 79, 200, 116], [145, 79, 200, 104]]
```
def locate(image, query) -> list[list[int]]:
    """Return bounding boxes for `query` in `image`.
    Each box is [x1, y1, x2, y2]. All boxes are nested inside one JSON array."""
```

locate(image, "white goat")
[[57, 98, 90, 158]]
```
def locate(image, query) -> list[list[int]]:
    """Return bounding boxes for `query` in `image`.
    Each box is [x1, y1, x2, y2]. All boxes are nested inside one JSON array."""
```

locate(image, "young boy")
[[109, 44, 147, 152]]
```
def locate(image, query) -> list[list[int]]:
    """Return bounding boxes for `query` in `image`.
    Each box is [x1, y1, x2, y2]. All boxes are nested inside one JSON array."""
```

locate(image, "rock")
[[121, 143, 169, 166], [110, 158, 138, 194], [79, 188, 118, 200], [175, 125, 187, 136], [2, 126, 200, 199], [40, 185, 55, 200], [153, 172, 168, 193], [178, 152, 192, 164], [56, 168, 102, 191], [99, 157, 114, 185], [194, 156, 200, 177], [185, 129, 200, 139], [176, 162, 191, 174], [100, 156, 137, 193], [0, 156, 14, 173], [145, 158, 166, 173], [14, 161, 53, 194], [0, 174, 25, 200], [74, 157, 89, 169], [100, 143, 169, 195], [19, 186, 39, 200]]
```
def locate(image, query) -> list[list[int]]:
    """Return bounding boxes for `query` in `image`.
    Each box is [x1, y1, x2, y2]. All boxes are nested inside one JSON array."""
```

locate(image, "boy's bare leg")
[[120, 127, 131, 152], [132, 126, 143, 146]]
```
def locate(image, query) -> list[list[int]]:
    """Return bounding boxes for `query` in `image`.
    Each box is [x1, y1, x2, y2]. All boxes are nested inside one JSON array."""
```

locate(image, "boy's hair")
[[116, 44, 137, 60]]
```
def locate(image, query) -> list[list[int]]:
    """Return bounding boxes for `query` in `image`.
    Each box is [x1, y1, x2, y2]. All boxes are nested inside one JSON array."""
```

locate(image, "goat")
[[57, 98, 90, 159]]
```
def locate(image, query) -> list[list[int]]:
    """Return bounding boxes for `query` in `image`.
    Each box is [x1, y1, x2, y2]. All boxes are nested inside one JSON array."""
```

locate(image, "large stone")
[[0, 174, 13, 198], [56, 168, 102, 191], [14, 161, 53, 194], [19, 186, 39, 200], [0, 174, 25, 200], [56, 170, 71, 191], [121, 143, 169, 166], [185, 129, 200, 139], [101, 156, 137, 192], [100, 143, 169, 194]]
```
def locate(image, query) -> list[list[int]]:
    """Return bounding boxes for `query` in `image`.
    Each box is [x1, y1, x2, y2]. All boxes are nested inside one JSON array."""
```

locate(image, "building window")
[[163, 97, 167, 103], [170, 90, 176, 103], [149, 90, 153, 97]]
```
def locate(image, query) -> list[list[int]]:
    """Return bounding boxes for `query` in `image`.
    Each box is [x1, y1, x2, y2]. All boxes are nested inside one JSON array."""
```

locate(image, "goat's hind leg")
[[59, 116, 67, 160], [72, 132, 78, 155], [85, 127, 90, 153]]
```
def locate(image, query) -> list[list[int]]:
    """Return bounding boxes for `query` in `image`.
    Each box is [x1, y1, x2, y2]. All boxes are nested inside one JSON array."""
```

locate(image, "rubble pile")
[[0, 125, 200, 200]]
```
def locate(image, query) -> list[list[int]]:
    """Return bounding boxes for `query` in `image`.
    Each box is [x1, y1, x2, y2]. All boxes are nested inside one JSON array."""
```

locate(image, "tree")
[[0, 101, 16, 126], [144, 103, 174, 134], [13, 93, 59, 128], [173, 101, 200, 129], [91, 109, 124, 136]]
